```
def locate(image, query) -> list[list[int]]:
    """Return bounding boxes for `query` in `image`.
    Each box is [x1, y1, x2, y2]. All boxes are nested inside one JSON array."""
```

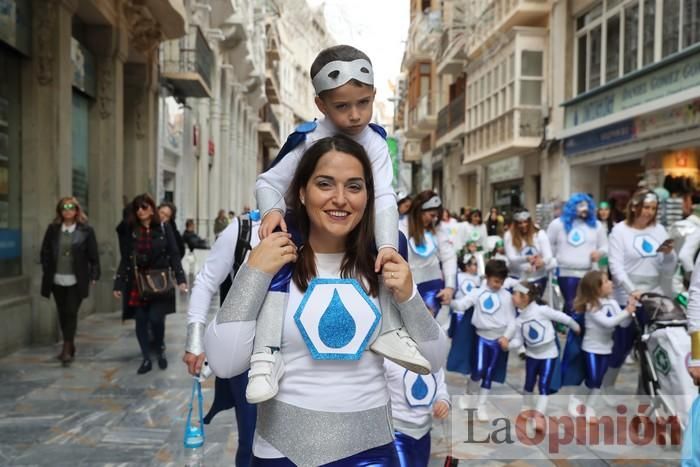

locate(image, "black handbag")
[[133, 257, 176, 300]]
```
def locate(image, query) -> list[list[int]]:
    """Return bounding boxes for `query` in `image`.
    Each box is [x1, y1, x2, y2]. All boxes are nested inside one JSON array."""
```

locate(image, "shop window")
[[662, 0, 681, 57], [642, 0, 656, 66], [0, 50, 22, 278], [606, 15, 620, 82], [623, 4, 639, 74], [521, 50, 543, 77], [682, 0, 700, 48]]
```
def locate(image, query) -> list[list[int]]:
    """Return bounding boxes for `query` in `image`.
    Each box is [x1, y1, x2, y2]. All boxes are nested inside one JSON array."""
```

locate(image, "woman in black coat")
[[40, 196, 100, 366], [113, 193, 187, 374]]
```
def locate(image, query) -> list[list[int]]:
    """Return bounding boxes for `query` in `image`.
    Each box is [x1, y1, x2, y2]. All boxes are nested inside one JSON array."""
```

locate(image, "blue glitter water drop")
[[642, 239, 654, 253], [528, 326, 539, 340], [411, 376, 429, 400], [483, 295, 494, 309], [318, 289, 356, 349], [572, 231, 581, 243], [606, 309, 613, 318], [467, 283, 473, 292]]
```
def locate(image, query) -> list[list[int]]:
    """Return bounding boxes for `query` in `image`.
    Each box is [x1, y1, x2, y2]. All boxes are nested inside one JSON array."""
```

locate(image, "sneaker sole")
[[370, 343, 431, 375]]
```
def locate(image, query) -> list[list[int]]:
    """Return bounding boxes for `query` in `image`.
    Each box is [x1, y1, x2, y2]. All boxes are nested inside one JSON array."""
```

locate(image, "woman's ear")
[[299, 187, 306, 205]]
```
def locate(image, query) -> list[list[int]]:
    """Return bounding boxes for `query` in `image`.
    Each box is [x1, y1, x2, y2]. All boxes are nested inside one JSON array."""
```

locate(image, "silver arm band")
[[185, 322, 206, 355], [257, 186, 286, 216], [374, 205, 399, 251]]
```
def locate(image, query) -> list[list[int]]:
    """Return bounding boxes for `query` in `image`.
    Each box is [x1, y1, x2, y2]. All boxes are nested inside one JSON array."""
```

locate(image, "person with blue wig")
[[546, 193, 608, 316]]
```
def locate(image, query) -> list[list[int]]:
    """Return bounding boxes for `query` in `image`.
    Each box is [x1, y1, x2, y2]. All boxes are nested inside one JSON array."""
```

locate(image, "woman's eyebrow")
[[314, 175, 365, 184]]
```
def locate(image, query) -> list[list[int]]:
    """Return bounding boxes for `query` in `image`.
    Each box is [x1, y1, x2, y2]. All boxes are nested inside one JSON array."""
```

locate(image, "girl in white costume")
[[501, 281, 580, 431], [504, 209, 554, 292], [204, 136, 447, 466], [399, 191, 457, 318], [606, 189, 676, 389]]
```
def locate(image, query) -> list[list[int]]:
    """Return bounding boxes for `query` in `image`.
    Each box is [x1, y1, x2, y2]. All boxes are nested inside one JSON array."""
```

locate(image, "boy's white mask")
[[312, 59, 374, 94]]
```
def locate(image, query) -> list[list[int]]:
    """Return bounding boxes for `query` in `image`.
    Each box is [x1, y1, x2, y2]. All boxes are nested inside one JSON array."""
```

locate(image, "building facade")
[[0, 0, 187, 353]]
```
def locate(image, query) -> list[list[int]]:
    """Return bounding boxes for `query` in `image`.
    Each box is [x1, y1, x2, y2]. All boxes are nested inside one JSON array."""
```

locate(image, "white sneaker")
[[568, 395, 583, 418], [476, 405, 489, 422], [458, 395, 471, 411], [245, 350, 284, 404], [370, 328, 431, 375], [625, 353, 637, 365]]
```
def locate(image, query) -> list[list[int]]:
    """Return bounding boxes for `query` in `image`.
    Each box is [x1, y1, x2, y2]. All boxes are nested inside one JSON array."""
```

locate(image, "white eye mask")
[[312, 59, 374, 94]]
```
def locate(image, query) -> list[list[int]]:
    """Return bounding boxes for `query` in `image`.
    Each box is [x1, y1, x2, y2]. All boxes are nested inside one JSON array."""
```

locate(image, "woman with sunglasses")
[[40, 197, 100, 366], [113, 193, 187, 374]]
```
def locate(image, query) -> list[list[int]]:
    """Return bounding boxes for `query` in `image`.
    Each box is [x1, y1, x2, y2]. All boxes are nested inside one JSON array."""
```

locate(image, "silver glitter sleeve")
[[185, 322, 206, 355], [217, 264, 273, 324], [374, 204, 399, 251], [256, 186, 286, 216], [396, 292, 441, 342]]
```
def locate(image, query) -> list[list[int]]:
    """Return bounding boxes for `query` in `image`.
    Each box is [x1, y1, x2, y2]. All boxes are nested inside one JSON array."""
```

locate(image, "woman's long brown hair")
[[53, 196, 88, 225], [509, 211, 537, 250], [287, 135, 379, 297], [625, 189, 658, 228], [408, 190, 439, 247], [573, 270, 606, 312]]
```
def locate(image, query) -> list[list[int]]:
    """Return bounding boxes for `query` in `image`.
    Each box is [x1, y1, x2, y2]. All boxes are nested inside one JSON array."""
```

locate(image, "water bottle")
[[184, 377, 205, 466]]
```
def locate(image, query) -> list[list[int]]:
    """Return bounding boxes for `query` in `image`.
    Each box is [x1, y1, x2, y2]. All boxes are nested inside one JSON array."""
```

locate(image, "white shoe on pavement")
[[245, 349, 284, 404], [476, 405, 489, 422], [370, 328, 431, 375], [458, 395, 471, 411], [568, 395, 583, 418]]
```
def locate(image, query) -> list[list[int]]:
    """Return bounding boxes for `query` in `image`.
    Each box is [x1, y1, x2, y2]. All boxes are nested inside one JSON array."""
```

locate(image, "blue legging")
[[524, 357, 557, 395], [583, 351, 610, 389], [394, 431, 430, 467], [417, 279, 444, 317], [251, 442, 400, 466], [471, 336, 503, 389], [558, 276, 581, 316]]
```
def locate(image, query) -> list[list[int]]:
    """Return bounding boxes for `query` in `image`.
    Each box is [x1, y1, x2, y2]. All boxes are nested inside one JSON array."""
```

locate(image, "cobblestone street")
[[0, 293, 684, 466]]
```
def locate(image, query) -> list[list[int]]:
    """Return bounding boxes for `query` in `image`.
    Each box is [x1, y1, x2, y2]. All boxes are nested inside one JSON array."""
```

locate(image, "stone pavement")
[[0, 292, 686, 466]]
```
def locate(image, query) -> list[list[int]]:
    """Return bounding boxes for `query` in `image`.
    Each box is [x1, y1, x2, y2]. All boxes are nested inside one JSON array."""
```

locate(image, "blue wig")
[[562, 193, 597, 232]]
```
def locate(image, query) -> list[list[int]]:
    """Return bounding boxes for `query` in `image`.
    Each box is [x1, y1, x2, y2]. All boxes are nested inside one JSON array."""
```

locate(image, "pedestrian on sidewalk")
[[213, 209, 229, 239], [113, 193, 187, 375], [40, 196, 100, 366]]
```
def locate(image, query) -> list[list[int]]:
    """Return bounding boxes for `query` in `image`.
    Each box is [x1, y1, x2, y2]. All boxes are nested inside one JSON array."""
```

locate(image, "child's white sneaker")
[[370, 328, 431, 375], [245, 349, 284, 404], [458, 395, 471, 410], [476, 405, 489, 422]]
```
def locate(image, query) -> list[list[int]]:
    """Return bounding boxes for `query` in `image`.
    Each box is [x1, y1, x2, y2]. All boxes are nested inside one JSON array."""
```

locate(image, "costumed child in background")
[[446, 253, 483, 375], [562, 270, 635, 420], [547, 193, 608, 316], [464, 240, 486, 278], [489, 239, 509, 267], [500, 281, 581, 431], [384, 360, 450, 467], [451, 259, 516, 421], [248, 44, 430, 403]]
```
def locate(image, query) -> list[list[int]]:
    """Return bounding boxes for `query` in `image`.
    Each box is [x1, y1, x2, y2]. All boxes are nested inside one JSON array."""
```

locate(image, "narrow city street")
[[0, 289, 681, 466]]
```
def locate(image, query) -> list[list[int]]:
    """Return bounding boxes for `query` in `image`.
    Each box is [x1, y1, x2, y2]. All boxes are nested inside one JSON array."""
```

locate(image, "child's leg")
[[394, 430, 431, 467], [581, 352, 610, 418], [246, 292, 286, 404], [558, 276, 581, 316], [480, 338, 502, 390]]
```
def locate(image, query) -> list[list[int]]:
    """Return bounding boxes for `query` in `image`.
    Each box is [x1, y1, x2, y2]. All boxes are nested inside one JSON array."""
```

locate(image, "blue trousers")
[[417, 279, 444, 317], [251, 442, 400, 466], [394, 431, 430, 467], [471, 336, 503, 389], [558, 276, 581, 316], [583, 351, 610, 389], [524, 357, 557, 395]]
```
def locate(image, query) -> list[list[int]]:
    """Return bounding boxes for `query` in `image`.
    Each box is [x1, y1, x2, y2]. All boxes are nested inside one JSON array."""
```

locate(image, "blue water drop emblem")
[[318, 289, 356, 349], [641, 239, 654, 254], [414, 242, 428, 255], [411, 376, 429, 400], [572, 231, 581, 243], [483, 295, 494, 310], [467, 283, 473, 292], [528, 326, 539, 340], [606, 309, 613, 318]]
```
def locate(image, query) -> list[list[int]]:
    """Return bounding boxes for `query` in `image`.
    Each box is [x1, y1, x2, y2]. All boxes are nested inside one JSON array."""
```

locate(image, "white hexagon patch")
[[522, 319, 546, 345], [409, 231, 437, 258], [478, 291, 501, 315], [403, 370, 437, 407], [567, 228, 585, 247], [632, 235, 659, 258], [294, 278, 381, 360]]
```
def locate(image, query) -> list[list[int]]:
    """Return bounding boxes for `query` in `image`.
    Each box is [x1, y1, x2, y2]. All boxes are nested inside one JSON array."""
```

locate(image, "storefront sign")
[[0, 228, 20, 259], [487, 156, 522, 183], [564, 119, 636, 156], [0, 0, 30, 56], [71, 38, 96, 97], [564, 46, 700, 128], [634, 99, 700, 139]]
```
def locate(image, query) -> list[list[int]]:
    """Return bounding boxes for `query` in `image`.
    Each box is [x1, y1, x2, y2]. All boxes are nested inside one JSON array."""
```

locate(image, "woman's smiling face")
[[300, 149, 368, 252]]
